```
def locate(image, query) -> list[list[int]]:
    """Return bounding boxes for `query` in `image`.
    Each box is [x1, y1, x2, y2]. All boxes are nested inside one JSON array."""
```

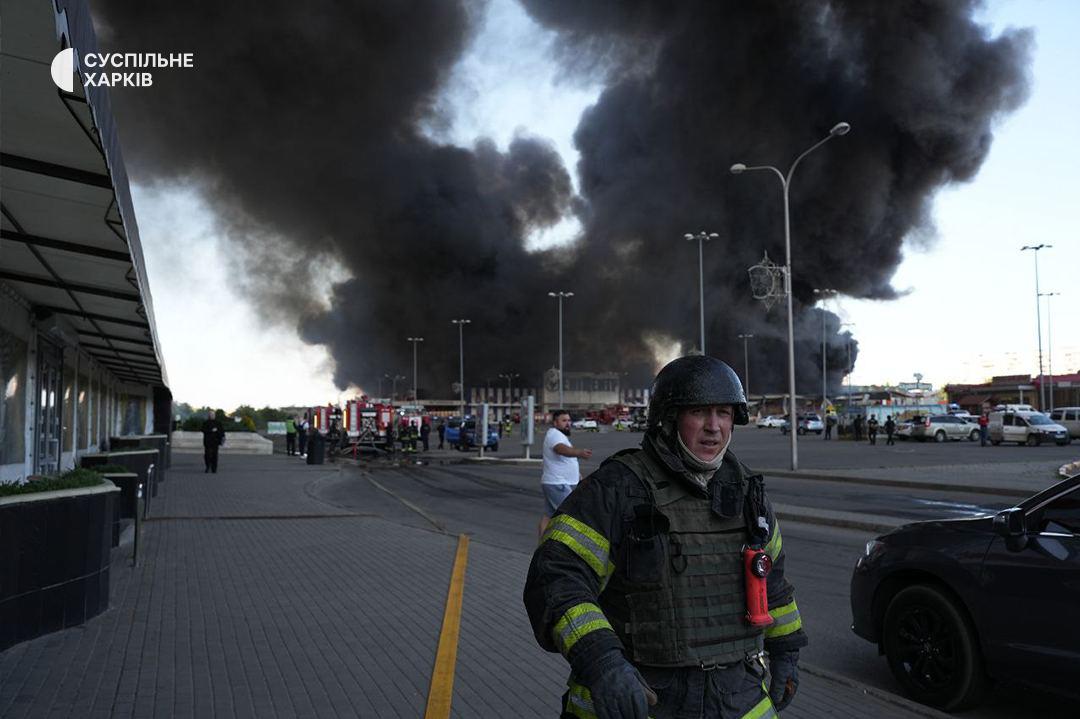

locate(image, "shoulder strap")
[[609, 448, 689, 507]]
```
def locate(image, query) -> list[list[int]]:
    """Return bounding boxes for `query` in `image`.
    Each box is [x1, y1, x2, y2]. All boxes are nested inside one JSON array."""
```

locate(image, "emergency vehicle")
[[310, 398, 396, 450]]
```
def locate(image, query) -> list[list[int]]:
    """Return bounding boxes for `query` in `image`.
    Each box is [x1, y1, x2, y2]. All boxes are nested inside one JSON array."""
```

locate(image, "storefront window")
[[0, 329, 27, 466], [77, 371, 89, 449]]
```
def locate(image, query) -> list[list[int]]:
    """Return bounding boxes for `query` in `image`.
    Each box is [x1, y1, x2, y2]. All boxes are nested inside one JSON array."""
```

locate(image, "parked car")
[[780, 414, 824, 435], [629, 415, 648, 432], [909, 415, 980, 443], [460, 417, 499, 451], [571, 418, 599, 432], [988, 410, 1070, 446], [850, 473, 1080, 711], [895, 415, 923, 441], [1049, 407, 1080, 439], [756, 415, 785, 429], [443, 416, 463, 448]]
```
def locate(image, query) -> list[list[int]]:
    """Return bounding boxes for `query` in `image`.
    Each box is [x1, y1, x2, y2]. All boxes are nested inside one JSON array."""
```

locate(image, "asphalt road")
[[313, 438, 1075, 718]]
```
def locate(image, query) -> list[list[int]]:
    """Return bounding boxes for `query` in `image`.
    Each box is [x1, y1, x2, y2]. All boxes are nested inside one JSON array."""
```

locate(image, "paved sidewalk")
[[1, 454, 947, 718]]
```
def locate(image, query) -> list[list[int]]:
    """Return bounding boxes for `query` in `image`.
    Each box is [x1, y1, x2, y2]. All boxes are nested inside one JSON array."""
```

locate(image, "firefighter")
[[524, 355, 806, 718]]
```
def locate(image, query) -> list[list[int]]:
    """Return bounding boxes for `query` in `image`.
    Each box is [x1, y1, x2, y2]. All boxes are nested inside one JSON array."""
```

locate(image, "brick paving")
[[1, 453, 948, 718]]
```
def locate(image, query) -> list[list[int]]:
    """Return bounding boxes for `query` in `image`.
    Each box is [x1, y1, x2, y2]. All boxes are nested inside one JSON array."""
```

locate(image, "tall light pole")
[[1039, 292, 1059, 412], [1021, 244, 1051, 409], [451, 319, 471, 416], [406, 337, 424, 403], [384, 373, 405, 403], [498, 372, 519, 400], [684, 231, 718, 353], [736, 333, 754, 403], [548, 291, 573, 408], [813, 288, 838, 418], [732, 121, 851, 470]]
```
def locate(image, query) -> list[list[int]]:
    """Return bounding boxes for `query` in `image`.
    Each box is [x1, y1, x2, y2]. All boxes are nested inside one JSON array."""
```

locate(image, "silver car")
[[1049, 408, 1080, 439], [909, 414, 980, 443]]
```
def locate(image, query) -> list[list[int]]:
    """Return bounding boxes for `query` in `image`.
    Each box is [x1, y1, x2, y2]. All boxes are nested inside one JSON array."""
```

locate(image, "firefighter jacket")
[[524, 437, 807, 683]]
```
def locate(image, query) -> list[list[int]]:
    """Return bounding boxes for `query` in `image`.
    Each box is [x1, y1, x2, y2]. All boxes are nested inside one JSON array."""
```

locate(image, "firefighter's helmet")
[[646, 355, 749, 431]]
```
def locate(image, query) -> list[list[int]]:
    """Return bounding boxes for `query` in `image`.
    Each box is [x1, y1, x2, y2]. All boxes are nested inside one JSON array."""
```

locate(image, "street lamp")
[[1021, 244, 1051, 410], [451, 319, 471, 416], [684, 231, 719, 353], [498, 372, 519, 401], [1039, 291, 1060, 412], [735, 333, 754, 403], [548, 291, 574, 408], [406, 337, 424, 403], [731, 121, 850, 470], [384, 373, 405, 403], [813, 288, 838, 420]]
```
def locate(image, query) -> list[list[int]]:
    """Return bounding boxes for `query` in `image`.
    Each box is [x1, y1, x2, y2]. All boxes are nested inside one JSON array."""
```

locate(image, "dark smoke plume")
[[92, 0, 1030, 399]]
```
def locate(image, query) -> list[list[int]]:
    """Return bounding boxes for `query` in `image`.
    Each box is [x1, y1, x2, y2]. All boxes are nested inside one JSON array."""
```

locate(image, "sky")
[[130, 0, 1079, 410]]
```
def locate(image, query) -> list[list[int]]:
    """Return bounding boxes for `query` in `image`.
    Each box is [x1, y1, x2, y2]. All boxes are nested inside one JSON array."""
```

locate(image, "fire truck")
[[310, 398, 396, 452]]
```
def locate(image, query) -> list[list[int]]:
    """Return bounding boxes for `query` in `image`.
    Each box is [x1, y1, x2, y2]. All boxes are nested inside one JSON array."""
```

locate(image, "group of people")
[[848, 413, 894, 445], [527, 356, 805, 718], [284, 415, 310, 457]]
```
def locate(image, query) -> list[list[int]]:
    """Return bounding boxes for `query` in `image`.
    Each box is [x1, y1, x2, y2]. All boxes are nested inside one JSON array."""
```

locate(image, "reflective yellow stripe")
[[566, 682, 597, 719], [764, 600, 802, 638], [764, 520, 782, 560], [554, 602, 613, 656], [543, 514, 613, 579], [741, 692, 777, 719]]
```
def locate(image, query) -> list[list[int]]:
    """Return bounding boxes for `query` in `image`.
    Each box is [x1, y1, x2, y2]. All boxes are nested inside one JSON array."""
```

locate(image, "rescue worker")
[[524, 356, 805, 718], [285, 416, 297, 455]]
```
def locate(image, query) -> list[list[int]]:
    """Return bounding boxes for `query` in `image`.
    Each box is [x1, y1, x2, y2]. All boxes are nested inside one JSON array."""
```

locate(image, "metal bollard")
[[133, 482, 143, 567], [144, 463, 155, 517]]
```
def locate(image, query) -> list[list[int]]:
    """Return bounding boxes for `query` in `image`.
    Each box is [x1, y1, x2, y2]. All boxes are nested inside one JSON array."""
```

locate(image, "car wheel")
[[491, 443, 499, 452], [934, 430, 946, 443], [991, 440, 1000, 446], [883, 584, 990, 711], [968, 430, 979, 442], [797, 427, 806, 436], [1026, 434, 1040, 447]]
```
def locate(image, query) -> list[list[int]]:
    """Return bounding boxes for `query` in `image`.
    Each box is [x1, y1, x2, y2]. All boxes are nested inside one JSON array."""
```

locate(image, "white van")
[[988, 410, 1071, 446], [1049, 407, 1080, 439]]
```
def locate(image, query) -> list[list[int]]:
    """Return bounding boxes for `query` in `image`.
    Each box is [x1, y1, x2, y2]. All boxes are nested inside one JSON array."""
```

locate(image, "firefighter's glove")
[[579, 651, 656, 719], [768, 651, 800, 711]]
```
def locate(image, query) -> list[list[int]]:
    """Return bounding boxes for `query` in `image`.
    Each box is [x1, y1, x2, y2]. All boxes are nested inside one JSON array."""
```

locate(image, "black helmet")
[[646, 355, 749, 430]]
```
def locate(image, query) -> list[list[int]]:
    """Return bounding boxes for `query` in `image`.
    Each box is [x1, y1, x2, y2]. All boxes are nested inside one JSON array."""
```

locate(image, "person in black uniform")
[[524, 355, 806, 719], [201, 410, 224, 473]]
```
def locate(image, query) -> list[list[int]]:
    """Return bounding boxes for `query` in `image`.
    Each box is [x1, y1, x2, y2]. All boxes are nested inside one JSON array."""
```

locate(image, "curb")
[[760, 469, 1031, 499], [773, 503, 902, 534], [463, 456, 542, 465], [801, 663, 952, 719]]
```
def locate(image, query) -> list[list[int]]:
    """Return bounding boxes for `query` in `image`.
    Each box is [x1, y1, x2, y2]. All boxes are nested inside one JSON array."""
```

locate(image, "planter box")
[[109, 434, 171, 472], [101, 472, 138, 547], [82, 450, 160, 498], [0, 482, 118, 652]]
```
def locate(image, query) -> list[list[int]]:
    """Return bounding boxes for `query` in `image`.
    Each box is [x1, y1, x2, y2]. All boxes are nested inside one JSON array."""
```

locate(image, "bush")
[[0, 468, 105, 497], [94, 464, 134, 475]]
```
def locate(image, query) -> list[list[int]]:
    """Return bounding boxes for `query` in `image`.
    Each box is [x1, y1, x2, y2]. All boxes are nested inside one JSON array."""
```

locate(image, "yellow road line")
[[424, 534, 470, 719]]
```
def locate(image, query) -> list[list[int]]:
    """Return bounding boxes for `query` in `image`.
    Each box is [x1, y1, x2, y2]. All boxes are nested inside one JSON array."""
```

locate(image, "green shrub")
[[0, 468, 105, 497], [94, 464, 133, 475]]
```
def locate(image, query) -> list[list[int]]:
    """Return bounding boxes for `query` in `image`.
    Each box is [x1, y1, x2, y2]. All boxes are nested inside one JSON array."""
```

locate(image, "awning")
[[1, 0, 167, 388]]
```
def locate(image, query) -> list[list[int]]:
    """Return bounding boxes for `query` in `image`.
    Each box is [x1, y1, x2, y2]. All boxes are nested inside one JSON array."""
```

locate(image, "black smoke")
[[91, 0, 1030, 399]]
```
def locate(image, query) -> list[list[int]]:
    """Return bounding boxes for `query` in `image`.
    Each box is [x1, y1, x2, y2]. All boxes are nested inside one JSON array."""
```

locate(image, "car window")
[[1051, 410, 1063, 421], [1070, 410, 1079, 421], [1033, 487, 1080, 534], [1028, 415, 1054, 426], [1003, 414, 1014, 427]]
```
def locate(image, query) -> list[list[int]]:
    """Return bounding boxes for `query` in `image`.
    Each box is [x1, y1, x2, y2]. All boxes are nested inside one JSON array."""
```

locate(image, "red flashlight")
[[743, 547, 773, 627]]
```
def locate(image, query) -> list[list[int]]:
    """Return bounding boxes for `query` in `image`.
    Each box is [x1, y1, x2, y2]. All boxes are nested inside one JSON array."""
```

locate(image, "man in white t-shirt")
[[539, 409, 592, 537]]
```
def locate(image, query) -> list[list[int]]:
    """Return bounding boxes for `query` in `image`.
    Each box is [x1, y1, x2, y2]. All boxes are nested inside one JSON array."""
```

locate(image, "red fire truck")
[[310, 398, 395, 451]]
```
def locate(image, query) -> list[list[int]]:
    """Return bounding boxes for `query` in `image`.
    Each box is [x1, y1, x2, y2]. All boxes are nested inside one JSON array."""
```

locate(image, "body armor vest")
[[601, 449, 763, 667]]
